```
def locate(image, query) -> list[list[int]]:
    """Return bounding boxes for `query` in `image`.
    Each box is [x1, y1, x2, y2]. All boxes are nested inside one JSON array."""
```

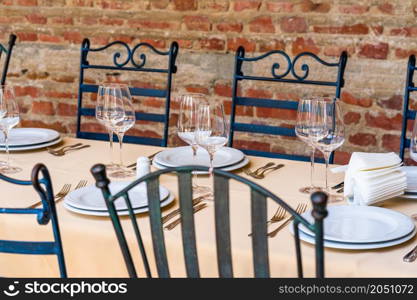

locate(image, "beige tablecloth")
[[0, 137, 416, 277]]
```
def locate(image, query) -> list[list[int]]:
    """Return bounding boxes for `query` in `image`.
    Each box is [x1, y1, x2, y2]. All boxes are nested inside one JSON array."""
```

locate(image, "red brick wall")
[[1, 0, 416, 163]]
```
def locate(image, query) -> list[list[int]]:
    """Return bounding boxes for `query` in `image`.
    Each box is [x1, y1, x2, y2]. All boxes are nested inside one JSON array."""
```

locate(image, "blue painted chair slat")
[[80, 84, 167, 98], [77, 132, 163, 146], [80, 108, 165, 122], [91, 164, 329, 278], [0, 240, 57, 255], [234, 123, 296, 137], [0, 164, 66, 278], [229, 47, 348, 163], [1, 34, 17, 86], [250, 189, 269, 278], [236, 97, 298, 110], [77, 39, 178, 147], [240, 149, 325, 163], [400, 55, 417, 160]]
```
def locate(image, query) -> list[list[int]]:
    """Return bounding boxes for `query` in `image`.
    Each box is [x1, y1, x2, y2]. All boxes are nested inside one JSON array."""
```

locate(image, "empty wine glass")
[[311, 98, 345, 190], [177, 93, 210, 194], [96, 85, 117, 170], [195, 103, 229, 174], [107, 84, 136, 178], [295, 98, 327, 194], [0, 86, 21, 174]]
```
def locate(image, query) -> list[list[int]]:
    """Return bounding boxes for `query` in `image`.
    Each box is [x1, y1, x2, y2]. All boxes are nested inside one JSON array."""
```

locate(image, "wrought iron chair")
[[228, 47, 348, 162], [0, 34, 17, 85], [91, 164, 328, 278], [0, 164, 67, 278], [400, 55, 417, 160], [76, 39, 179, 147]]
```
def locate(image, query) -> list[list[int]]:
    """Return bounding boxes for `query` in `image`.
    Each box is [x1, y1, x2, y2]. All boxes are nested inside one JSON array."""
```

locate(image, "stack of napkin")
[[344, 152, 406, 205]]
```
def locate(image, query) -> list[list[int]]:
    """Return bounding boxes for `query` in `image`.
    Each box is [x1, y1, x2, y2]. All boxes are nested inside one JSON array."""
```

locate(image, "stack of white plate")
[[153, 146, 249, 173], [64, 182, 174, 216], [401, 166, 417, 199], [291, 205, 416, 250], [0, 128, 61, 151]]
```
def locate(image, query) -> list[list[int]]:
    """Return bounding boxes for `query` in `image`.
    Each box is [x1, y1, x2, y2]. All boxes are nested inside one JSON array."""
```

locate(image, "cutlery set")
[[28, 180, 88, 209], [244, 162, 285, 179], [48, 143, 90, 156]]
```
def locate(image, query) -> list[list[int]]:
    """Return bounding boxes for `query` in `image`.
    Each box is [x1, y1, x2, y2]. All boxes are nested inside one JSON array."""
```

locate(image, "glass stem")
[[4, 129, 9, 166], [108, 129, 114, 164], [310, 146, 315, 189], [208, 152, 214, 177], [191, 144, 197, 156], [323, 151, 331, 191], [117, 132, 125, 167]]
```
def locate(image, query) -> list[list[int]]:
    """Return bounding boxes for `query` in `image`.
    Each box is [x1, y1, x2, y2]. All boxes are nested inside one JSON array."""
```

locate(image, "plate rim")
[[0, 128, 61, 147]]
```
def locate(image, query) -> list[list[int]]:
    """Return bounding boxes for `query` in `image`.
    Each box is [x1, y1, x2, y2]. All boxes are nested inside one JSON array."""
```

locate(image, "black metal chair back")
[[0, 34, 17, 86], [229, 47, 348, 162], [91, 164, 328, 278], [400, 55, 417, 160], [76, 39, 179, 146], [0, 164, 67, 277]]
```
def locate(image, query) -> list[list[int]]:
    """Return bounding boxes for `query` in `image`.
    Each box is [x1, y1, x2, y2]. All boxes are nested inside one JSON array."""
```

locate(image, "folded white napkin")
[[344, 152, 406, 205]]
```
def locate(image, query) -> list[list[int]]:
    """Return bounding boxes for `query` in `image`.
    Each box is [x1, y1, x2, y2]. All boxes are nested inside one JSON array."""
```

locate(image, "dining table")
[[0, 137, 416, 278]]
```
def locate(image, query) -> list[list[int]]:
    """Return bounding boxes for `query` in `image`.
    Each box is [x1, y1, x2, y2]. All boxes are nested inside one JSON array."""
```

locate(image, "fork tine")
[[75, 180, 87, 190], [55, 184, 70, 197]]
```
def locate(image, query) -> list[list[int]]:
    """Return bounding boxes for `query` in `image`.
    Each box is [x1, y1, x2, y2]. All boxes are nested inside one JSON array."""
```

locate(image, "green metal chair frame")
[[91, 164, 328, 278]]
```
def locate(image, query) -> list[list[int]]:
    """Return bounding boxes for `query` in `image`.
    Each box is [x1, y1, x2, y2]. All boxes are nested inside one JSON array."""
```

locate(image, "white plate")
[[299, 205, 415, 244], [0, 128, 60, 147], [65, 182, 170, 211], [152, 157, 250, 174], [0, 137, 62, 152], [154, 146, 244, 168], [400, 192, 417, 199], [64, 193, 175, 216], [290, 225, 416, 250]]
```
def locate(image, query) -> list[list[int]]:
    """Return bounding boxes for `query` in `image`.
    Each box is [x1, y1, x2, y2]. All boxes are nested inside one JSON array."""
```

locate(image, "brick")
[[45, 91, 76, 99], [341, 91, 372, 108], [185, 85, 209, 95], [50, 16, 73, 25], [199, 38, 225, 51], [223, 100, 254, 116], [365, 112, 402, 130], [390, 27, 417, 37], [21, 120, 67, 133], [266, 1, 293, 13], [233, 139, 270, 152], [14, 86, 40, 98], [292, 37, 319, 55], [339, 5, 369, 14], [256, 107, 297, 120], [233, 0, 261, 12], [214, 83, 233, 97], [334, 151, 351, 165], [395, 48, 417, 59], [313, 24, 368, 35], [378, 3, 394, 14], [377, 95, 403, 110], [199, 0, 229, 11], [349, 133, 377, 146], [151, 0, 169, 9], [280, 17, 307, 33], [227, 37, 256, 52], [173, 0, 197, 11], [382, 134, 400, 152], [26, 13, 47, 24], [63, 31, 83, 43], [39, 34, 63, 43], [344, 112, 361, 125], [249, 16, 275, 33], [259, 39, 285, 52], [216, 22, 243, 33], [16, 0, 37, 5], [183, 16, 211, 31], [299, 0, 331, 13], [246, 88, 272, 99], [358, 43, 389, 59], [323, 45, 355, 57], [16, 32, 38, 41], [32, 101, 54, 115]]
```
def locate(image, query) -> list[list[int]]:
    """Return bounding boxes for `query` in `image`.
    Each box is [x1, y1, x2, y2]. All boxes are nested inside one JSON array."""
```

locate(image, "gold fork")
[[165, 203, 208, 230], [161, 195, 206, 224], [268, 203, 308, 238], [55, 180, 88, 205], [27, 183, 71, 209], [248, 206, 286, 236]]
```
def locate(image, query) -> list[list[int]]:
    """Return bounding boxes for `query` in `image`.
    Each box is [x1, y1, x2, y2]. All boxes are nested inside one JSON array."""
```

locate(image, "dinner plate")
[[64, 193, 175, 216], [152, 157, 250, 174], [65, 182, 170, 211], [298, 205, 415, 244], [401, 191, 417, 199], [154, 146, 244, 168], [290, 225, 416, 250], [0, 137, 62, 152], [0, 128, 60, 148]]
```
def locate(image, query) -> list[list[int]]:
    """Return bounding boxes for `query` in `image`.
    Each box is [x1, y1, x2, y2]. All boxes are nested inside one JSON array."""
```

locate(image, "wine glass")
[[0, 86, 21, 174], [96, 85, 117, 170], [311, 98, 345, 191], [107, 84, 136, 178], [195, 103, 229, 174], [295, 98, 327, 193], [177, 93, 210, 193]]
